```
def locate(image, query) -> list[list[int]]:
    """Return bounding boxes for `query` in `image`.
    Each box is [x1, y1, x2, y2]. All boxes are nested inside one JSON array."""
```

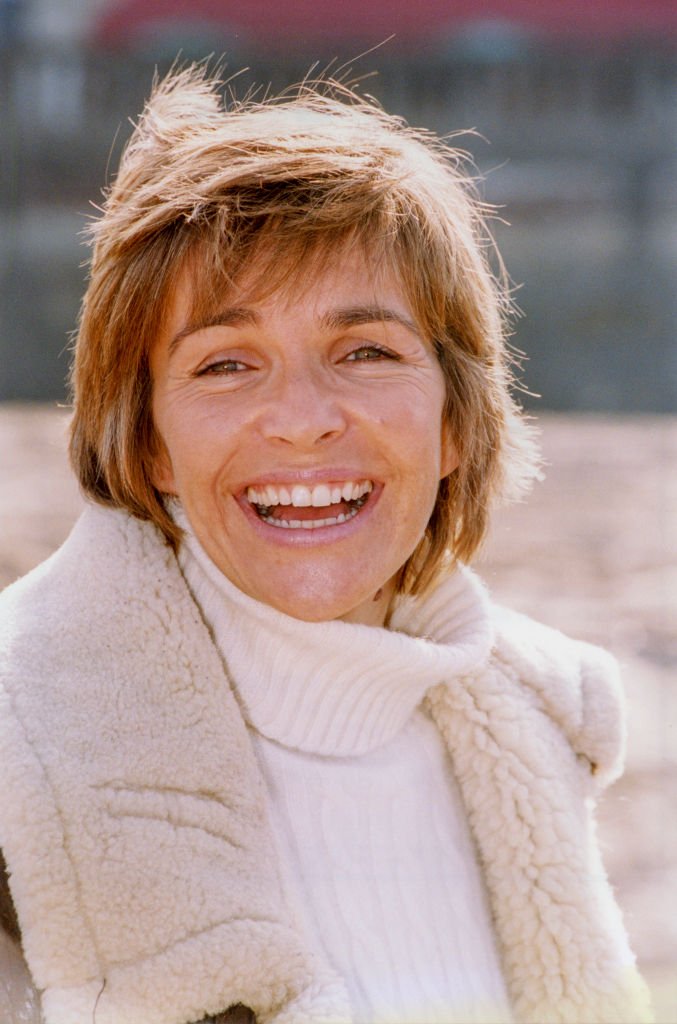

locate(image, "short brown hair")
[[69, 65, 539, 596]]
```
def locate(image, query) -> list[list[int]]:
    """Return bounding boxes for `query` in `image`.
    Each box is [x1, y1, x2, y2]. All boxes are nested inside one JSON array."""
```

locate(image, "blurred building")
[[1, 0, 676, 408]]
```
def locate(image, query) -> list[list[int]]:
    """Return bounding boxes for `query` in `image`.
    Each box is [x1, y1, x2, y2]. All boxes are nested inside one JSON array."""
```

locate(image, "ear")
[[440, 422, 460, 480]]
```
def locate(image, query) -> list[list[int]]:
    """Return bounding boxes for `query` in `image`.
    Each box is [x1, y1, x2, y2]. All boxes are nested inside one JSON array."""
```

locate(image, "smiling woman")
[[150, 253, 455, 623], [0, 66, 652, 1024]]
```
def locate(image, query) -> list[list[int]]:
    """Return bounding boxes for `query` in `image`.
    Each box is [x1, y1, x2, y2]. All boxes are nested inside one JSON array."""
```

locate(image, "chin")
[[259, 572, 383, 624], [269, 590, 364, 624]]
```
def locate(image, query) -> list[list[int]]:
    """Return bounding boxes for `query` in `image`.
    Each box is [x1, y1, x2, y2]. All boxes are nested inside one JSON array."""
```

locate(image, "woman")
[[0, 67, 651, 1024]]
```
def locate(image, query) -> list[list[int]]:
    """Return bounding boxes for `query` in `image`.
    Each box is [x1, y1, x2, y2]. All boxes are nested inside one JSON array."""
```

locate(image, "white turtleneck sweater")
[[177, 524, 513, 1024]]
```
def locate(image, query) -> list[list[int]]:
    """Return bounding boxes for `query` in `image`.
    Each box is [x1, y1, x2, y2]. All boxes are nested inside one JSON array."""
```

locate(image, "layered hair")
[[69, 65, 539, 596]]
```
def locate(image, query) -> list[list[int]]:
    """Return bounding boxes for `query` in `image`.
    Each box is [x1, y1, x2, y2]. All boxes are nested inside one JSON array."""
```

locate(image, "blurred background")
[[0, 0, 676, 407], [0, 2, 676, 1021]]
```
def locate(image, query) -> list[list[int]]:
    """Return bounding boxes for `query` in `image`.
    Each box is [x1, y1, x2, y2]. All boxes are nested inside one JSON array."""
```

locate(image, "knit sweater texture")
[[0, 504, 653, 1024]]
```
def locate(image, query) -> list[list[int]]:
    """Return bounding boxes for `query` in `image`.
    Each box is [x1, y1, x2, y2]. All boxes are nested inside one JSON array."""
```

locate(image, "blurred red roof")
[[94, 0, 677, 50]]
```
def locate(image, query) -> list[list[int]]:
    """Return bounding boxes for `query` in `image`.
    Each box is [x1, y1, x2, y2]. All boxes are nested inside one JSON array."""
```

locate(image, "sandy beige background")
[[1, 404, 676, 1022]]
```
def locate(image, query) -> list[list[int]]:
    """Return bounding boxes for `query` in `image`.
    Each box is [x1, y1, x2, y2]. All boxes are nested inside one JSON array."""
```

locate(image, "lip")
[[236, 480, 383, 545]]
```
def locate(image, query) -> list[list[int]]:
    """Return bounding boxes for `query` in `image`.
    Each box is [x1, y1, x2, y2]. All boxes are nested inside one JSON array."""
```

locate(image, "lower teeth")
[[256, 494, 367, 529]]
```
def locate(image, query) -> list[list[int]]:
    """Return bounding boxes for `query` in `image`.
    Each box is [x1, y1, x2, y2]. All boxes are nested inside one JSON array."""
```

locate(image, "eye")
[[343, 344, 400, 363], [196, 358, 250, 376]]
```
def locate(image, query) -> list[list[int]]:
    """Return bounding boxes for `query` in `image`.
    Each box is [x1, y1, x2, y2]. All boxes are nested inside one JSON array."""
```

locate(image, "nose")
[[259, 369, 348, 448]]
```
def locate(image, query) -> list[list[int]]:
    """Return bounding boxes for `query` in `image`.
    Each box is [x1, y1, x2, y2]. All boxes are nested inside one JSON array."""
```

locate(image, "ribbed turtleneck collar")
[[175, 513, 493, 758]]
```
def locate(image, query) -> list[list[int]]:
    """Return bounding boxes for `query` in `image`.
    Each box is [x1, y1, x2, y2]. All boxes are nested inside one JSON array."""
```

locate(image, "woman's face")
[[150, 249, 457, 625]]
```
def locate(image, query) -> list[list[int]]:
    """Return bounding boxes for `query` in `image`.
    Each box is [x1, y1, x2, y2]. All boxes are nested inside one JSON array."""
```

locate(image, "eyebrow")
[[168, 307, 257, 356], [320, 306, 420, 336], [167, 303, 420, 357]]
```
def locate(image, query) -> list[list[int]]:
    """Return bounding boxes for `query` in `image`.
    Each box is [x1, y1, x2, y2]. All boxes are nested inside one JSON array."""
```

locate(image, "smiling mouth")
[[246, 480, 373, 530]]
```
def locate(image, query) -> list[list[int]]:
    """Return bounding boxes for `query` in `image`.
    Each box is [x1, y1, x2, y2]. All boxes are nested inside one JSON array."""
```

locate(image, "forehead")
[[175, 236, 413, 324]]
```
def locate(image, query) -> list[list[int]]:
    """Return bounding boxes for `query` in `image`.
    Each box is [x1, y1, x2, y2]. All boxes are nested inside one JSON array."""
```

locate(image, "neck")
[[338, 579, 396, 627]]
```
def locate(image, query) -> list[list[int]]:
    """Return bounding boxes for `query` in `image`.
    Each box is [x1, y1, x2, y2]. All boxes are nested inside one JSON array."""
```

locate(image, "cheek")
[[419, 366, 455, 478], [151, 393, 240, 496]]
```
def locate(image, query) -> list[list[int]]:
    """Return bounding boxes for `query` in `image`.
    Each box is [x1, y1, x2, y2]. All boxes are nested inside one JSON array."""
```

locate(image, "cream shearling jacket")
[[0, 504, 652, 1024]]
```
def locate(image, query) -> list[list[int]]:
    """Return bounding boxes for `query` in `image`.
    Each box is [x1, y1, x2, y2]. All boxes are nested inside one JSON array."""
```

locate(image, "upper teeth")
[[247, 480, 372, 508]]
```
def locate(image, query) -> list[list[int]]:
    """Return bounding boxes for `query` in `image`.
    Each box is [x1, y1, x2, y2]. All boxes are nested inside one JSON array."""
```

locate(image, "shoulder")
[[488, 602, 626, 788], [0, 503, 174, 620], [0, 503, 182, 661], [0, 504, 195, 786]]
